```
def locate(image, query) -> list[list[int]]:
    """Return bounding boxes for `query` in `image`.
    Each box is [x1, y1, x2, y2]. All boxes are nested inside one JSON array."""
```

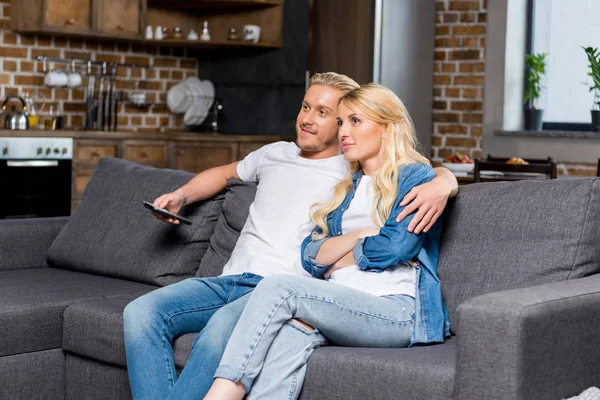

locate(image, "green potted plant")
[[523, 52, 546, 130], [583, 46, 600, 132]]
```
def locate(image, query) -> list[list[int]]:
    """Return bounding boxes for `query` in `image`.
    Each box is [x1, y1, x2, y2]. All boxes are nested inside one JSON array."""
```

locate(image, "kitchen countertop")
[[0, 130, 290, 142]]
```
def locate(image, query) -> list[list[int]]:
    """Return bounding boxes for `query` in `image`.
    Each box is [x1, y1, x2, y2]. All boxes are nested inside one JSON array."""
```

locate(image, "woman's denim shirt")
[[301, 162, 451, 346]]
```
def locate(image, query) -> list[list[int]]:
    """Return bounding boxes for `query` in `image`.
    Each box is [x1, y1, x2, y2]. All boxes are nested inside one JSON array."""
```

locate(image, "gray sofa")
[[1, 157, 599, 400]]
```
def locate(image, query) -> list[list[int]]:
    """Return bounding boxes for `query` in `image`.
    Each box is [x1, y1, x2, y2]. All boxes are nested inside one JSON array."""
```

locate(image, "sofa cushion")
[[48, 157, 225, 286], [0, 268, 155, 357], [196, 179, 257, 277], [63, 295, 456, 400], [300, 339, 457, 400], [438, 178, 600, 333], [63, 296, 195, 368]]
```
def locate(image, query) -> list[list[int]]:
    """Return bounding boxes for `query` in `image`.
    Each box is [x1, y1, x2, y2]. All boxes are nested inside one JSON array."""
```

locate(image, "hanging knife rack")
[[35, 56, 154, 71], [35, 56, 153, 131]]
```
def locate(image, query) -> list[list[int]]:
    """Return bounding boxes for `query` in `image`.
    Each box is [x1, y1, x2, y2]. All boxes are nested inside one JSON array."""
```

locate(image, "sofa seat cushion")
[[63, 296, 196, 368], [48, 158, 225, 287], [63, 294, 454, 400], [300, 339, 457, 400], [438, 178, 600, 332], [0, 268, 155, 357]]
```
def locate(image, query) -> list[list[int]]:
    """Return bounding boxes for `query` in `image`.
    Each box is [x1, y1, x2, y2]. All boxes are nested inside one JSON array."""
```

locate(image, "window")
[[529, 0, 600, 129]]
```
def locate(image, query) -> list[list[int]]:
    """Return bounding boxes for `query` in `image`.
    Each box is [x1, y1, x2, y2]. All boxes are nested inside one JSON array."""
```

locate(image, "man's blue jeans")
[[123, 273, 262, 400]]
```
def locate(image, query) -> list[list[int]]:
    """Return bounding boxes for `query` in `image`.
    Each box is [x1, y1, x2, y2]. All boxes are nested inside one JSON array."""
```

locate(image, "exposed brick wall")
[[431, 0, 486, 164], [431, 0, 596, 176], [0, 0, 197, 132]]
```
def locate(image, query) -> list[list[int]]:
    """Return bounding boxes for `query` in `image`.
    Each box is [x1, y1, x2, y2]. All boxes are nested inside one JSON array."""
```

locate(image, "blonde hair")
[[309, 72, 359, 95], [311, 83, 430, 239]]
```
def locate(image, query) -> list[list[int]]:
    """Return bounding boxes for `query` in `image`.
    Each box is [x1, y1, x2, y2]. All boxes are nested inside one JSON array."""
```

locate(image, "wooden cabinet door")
[[173, 142, 237, 174], [96, 0, 142, 37], [74, 140, 120, 166], [44, 0, 93, 32], [123, 141, 167, 168]]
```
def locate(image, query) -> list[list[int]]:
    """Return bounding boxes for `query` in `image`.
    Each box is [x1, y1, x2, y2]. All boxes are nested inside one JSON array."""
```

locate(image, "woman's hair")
[[309, 72, 360, 95], [311, 83, 430, 239]]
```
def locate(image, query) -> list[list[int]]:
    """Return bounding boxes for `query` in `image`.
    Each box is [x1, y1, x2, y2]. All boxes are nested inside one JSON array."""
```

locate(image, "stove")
[[0, 137, 74, 219], [0, 137, 73, 160]]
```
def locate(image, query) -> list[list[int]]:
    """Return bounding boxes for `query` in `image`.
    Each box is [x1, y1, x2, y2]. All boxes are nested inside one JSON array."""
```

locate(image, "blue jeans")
[[123, 273, 262, 400], [215, 274, 415, 395]]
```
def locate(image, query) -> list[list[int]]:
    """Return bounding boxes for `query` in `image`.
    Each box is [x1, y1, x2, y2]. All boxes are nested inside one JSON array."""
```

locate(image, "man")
[[124, 72, 458, 400]]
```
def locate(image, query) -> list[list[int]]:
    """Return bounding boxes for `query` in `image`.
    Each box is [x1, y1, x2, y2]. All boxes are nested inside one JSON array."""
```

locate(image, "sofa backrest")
[[48, 158, 224, 286], [195, 179, 257, 278], [438, 178, 600, 333]]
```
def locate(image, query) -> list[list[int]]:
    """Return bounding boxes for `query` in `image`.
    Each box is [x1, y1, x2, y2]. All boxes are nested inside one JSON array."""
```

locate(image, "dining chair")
[[473, 154, 557, 183]]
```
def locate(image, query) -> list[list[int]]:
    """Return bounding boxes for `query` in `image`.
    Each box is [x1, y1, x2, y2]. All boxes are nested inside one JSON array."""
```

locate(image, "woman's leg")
[[123, 273, 260, 400], [207, 275, 415, 397], [246, 321, 328, 400]]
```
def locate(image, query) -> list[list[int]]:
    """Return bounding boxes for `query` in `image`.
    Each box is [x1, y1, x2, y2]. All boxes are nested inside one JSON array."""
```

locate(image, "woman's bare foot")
[[203, 378, 246, 400]]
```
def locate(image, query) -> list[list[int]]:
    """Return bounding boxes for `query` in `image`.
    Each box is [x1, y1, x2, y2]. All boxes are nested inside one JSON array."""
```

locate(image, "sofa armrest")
[[455, 274, 600, 400], [0, 217, 68, 271]]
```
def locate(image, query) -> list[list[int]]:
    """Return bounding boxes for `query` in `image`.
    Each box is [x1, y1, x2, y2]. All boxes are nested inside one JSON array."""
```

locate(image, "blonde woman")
[[204, 84, 451, 400]]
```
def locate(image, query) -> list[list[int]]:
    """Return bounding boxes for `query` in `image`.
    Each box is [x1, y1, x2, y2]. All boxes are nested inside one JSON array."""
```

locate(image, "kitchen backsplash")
[[0, 0, 197, 132]]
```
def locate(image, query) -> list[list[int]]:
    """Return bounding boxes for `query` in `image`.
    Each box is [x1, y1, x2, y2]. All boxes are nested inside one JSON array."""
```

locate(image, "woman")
[[204, 83, 451, 400]]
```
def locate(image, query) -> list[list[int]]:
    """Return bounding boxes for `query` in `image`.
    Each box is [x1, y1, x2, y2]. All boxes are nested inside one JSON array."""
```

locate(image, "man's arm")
[[395, 166, 458, 233], [152, 161, 240, 224]]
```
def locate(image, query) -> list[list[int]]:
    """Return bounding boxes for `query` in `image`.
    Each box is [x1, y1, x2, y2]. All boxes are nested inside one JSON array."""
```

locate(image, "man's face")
[[296, 85, 344, 154]]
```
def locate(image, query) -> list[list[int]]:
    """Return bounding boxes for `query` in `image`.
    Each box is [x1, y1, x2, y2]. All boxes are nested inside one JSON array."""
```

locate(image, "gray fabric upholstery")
[[456, 274, 600, 400], [63, 295, 196, 368], [65, 353, 132, 400], [0, 217, 67, 271], [438, 178, 600, 332], [48, 157, 225, 286], [0, 268, 155, 357], [196, 179, 257, 277], [300, 339, 457, 400], [0, 349, 65, 400]]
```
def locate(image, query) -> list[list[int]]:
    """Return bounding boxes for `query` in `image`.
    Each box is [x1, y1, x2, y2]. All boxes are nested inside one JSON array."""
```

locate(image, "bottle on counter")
[[24, 93, 39, 129]]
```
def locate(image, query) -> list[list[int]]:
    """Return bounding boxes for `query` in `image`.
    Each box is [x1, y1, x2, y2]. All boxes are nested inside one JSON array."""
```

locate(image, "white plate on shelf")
[[442, 163, 474, 173], [167, 83, 193, 114]]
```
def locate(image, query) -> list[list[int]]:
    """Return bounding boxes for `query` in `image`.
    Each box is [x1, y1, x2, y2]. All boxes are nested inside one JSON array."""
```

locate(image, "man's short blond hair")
[[308, 72, 359, 95]]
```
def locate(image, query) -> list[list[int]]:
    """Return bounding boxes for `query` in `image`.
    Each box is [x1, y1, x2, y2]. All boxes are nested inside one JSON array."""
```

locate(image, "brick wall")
[[431, 0, 597, 176], [0, 0, 197, 132], [431, 0, 486, 164]]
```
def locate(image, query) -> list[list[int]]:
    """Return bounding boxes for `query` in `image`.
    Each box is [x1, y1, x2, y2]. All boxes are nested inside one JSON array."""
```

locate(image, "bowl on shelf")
[[441, 162, 474, 173]]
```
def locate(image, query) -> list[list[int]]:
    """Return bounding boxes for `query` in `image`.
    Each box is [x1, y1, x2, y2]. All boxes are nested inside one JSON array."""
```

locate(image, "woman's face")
[[337, 103, 385, 171]]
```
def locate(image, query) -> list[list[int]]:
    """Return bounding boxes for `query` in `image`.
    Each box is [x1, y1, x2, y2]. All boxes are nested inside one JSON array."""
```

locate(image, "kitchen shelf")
[[140, 39, 281, 49], [126, 102, 168, 108], [147, 0, 282, 11]]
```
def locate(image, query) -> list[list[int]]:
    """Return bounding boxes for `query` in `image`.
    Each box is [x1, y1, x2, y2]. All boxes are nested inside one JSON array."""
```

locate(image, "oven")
[[0, 137, 73, 219]]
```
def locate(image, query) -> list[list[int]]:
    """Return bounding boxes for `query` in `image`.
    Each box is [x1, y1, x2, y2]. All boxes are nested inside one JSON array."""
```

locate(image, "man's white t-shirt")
[[220, 141, 347, 278]]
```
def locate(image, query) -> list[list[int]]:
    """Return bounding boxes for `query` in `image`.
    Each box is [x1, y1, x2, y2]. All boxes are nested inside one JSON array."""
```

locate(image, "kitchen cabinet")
[[44, 0, 94, 33], [68, 131, 287, 212], [123, 140, 168, 168], [12, 0, 284, 49], [172, 142, 238, 173], [96, 0, 144, 37]]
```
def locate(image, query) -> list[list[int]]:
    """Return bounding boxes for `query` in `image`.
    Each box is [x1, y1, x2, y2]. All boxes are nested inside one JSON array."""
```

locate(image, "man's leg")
[[123, 273, 260, 400], [247, 321, 328, 400], [165, 295, 251, 400]]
